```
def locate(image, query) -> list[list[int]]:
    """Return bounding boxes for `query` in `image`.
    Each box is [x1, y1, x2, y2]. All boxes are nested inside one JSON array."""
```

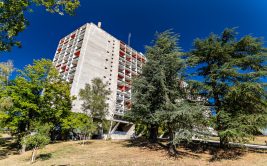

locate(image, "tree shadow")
[[77, 141, 93, 145], [0, 137, 19, 160], [122, 137, 201, 159], [182, 141, 245, 162], [37, 153, 52, 161], [209, 148, 244, 162]]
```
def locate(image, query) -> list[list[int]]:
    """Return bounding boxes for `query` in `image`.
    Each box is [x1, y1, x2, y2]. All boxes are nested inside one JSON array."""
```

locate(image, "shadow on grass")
[[37, 153, 52, 161], [120, 137, 247, 161], [0, 137, 19, 160], [121, 137, 201, 159], [182, 142, 245, 162], [77, 140, 93, 145]]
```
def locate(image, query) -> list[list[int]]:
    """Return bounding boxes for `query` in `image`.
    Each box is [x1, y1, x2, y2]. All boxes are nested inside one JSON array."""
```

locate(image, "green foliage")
[[128, 30, 208, 148], [189, 28, 267, 145], [0, 60, 13, 86], [21, 133, 50, 150], [79, 78, 111, 120], [0, 59, 73, 141], [62, 112, 96, 139], [0, 0, 80, 52]]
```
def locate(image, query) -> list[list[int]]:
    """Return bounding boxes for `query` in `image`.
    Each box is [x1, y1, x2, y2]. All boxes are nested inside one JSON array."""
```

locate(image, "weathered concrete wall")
[[71, 23, 120, 118]]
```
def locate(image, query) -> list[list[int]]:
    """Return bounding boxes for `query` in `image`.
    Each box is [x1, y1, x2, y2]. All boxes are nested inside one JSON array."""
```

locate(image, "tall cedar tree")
[[0, 0, 80, 52], [189, 28, 267, 147], [128, 31, 208, 154]]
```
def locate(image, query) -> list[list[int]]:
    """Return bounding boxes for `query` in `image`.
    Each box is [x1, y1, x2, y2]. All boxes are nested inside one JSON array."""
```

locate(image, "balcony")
[[116, 94, 124, 101], [117, 80, 124, 86], [126, 57, 131, 62], [119, 50, 125, 57], [125, 65, 131, 70]]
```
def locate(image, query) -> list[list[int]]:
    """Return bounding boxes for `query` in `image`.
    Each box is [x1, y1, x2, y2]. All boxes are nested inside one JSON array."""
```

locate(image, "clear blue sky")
[[1, 0, 267, 71]]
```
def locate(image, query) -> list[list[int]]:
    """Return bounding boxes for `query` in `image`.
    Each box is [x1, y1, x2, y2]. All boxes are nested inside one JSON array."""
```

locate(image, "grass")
[[0, 138, 266, 166]]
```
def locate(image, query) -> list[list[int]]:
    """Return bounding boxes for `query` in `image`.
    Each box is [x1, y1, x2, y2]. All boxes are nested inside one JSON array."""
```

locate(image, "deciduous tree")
[[0, 0, 80, 52]]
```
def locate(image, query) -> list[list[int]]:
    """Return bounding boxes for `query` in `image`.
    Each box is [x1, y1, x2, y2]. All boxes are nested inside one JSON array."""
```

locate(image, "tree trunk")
[[21, 143, 26, 154], [20, 135, 26, 154], [168, 127, 178, 156], [82, 135, 85, 146], [219, 136, 229, 149], [31, 148, 37, 163], [107, 120, 113, 140], [148, 125, 158, 143], [98, 122, 104, 139]]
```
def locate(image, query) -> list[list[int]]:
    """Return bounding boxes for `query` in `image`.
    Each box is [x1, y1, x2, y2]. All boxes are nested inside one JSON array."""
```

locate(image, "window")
[[105, 67, 108, 69], [106, 59, 108, 61]]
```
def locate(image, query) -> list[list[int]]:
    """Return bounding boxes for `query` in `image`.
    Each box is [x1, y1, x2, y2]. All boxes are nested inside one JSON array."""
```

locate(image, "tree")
[[0, 60, 13, 86], [79, 78, 111, 138], [0, 59, 73, 142], [0, 0, 80, 52], [0, 61, 14, 128], [39, 66, 73, 140], [128, 31, 208, 155], [62, 112, 96, 145], [21, 122, 51, 163], [189, 28, 267, 147], [1, 59, 52, 137]]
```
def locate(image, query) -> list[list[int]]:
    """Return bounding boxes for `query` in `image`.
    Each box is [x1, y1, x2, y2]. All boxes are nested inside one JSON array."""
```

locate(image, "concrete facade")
[[53, 23, 146, 139]]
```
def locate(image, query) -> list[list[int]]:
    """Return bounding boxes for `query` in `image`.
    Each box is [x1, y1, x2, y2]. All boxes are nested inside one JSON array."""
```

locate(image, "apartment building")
[[52, 23, 146, 139]]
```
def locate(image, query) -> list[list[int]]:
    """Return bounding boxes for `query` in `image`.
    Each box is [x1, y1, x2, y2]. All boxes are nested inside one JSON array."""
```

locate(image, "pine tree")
[[189, 28, 267, 147]]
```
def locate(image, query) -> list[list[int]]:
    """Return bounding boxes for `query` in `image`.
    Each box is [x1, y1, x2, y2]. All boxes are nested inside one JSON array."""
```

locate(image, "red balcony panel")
[[74, 51, 80, 56], [126, 57, 131, 62], [119, 51, 125, 57], [118, 85, 126, 91], [71, 34, 76, 39], [118, 74, 124, 79]]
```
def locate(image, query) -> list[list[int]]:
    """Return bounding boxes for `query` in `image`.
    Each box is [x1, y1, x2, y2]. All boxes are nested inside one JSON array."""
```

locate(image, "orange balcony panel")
[[126, 58, 131, 62]]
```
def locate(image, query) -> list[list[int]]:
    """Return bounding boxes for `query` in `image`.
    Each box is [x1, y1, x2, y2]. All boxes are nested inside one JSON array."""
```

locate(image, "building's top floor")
[[56, 22, 145, 59]]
